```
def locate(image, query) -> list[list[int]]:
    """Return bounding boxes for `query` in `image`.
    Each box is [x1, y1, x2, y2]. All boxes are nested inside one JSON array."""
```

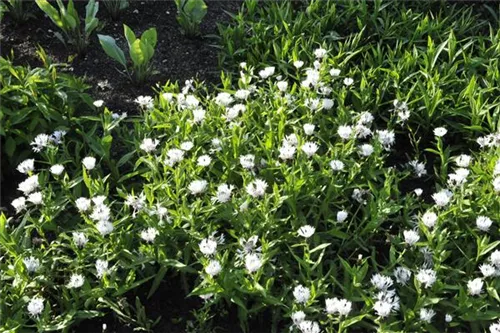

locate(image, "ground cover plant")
[[1, 0, 500, 332]]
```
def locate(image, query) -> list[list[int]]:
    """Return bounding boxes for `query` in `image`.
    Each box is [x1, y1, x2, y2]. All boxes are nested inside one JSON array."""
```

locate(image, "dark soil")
[[0, 0, 241, 115]]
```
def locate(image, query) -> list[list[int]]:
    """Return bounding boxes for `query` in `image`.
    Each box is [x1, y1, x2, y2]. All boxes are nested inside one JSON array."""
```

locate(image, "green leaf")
[[35, 0, 64, 28], [4, 136, 16, 157], [141, 27, 157, 48], [123, 24, 137, 48], [130, 39, 145, 66], [98, 34, 127, 68]]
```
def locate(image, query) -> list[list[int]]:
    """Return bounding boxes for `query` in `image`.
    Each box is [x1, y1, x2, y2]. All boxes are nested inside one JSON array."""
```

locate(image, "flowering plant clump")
[[1, 51, 500, 333]]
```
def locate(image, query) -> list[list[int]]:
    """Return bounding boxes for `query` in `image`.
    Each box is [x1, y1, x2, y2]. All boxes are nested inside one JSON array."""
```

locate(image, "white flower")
[[325, 297, 352, 316], [490, 321, 500, 333], [188, 180, 208, 195], [416, 269, 437, 288], [494, 160, 500, 176], [455, 154, 472, 168], [51, 130, 66, 144], [330, 160, 344, 171], [343, 78, 354, 86], [67, 273, 85, 288], [409, 160, 427, 178], [245, 253, 262, 273], [337, 125, 353, 140], [298, 321, 320, 333], [31, 134, 51, 152], [403, 230, 419, 245], [140, 227, 159, 243], [414, 188, 423, 196], [277, 81, 288, 92], [432, 189, 453, 207], [279, 144, 296, 161], [330, 68, 341, 76], [376, 130, 395, 150], [371, 274, 393, 291], [96, 220, 114, 236], [283, 133, 298, 147], [213, 183, 234, 203], [434, 127, 447, 137], [199, 238, 218, 256], [205, 259, 222, 276], [480, 264, 496, 277], [235, 89, 250, 100], [293, 285, 310, 304], [82, 157, 96, 170], [27, 192, 43, 205], [184, 95, 200, 109], [490, 250, 500, 267], [393, 267, 411, 285], [336, 210, 348, 223], [301, 142, 319, 158], [23, 256, 40, 273], [494, 177, 500, 192], [359, 144, 374, 157], [73, 232, 88, 247], [373, 289, 400, 318], [467, 278, 483, 296], [352, 188, 368, 204], [292, 311, 306, 325], [355, 124, 372, 139], [246, 179, 268, 198], [476, 216, 493, 232], [303, 123, 315, 135], [298, 225, 315, 238], [192, 108, 206, 124], [293, 60, 304, 68], [134, 95, 154, 110], [197, 155, 212, 167], [358, 112, 374, 124], [259, 66, 275, 79], [17, 159, 35, 174], [75, 197, 92, 212], [420, 308, 436, 323], [445, 314, 453, 323], [313, 47, 327, 59], [11, 197, 26, 213], [421, 211, 438, 229], [50, 164, 65, 176], [93, 100, 104, 107], [140, 138, 159, 153], [322, 98, 334, 110], [18, 175, 39, 195], [448, 168, 470, 187], [240, 154, 255, 169], [95, 259, 109, 278], [165, 148, 185, 167], [374, 301, 393, 318], [27, 297, 44, 316]]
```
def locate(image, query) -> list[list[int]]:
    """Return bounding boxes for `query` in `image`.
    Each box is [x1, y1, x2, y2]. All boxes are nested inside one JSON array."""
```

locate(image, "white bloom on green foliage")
[[31, 134, 51, 152], [448, 168, 469, 187], [96, 221, 114, 236], [140, 227, 159, 243], [330, 160, 344, 171], [277, 81, 288, 92], [480, 264, 496, 277], [283, 133, 298, 147], [336, 210, 348, 223], [165, 148, 185, 166], [376, 130, 395, 150], [96, 259, 109, 278], [212, 184, 234, 203], [355, 124, 372, 139], [258, 66, 275, 79], [93, 100, 104, 107], [240, 154, 255, 169], [205, 259, 222, 276], [467, 278, 483, 296], [245, 253, 262, 273], [18, 175, 39, 195], [371, 274, 393, 291], [432, 189, 452, 207], [11, 197, 26, 213], [343, 78, 354, 86], [298, 225, 315, 238], [82, 157, 96, 170], [314, 47, 327, 59], [17, 159, 35, 174], [301, 142, 319, 158], [50, 164, 65, 176], [403, 229, 419, 245], [325, 297, 352, 316], [246, 179, 268, 198], [476, 216, 493, 232], [421, 211, 438, 229], [140, 138, 159, 153], [490, 321, 500, 333], [67, 273, 85, 288], [358, 111, 374, 125], [199, 238, 217, 257], [416, 269, 437, 288], [414, 188, 423, 196], [293, 285, 310, 304], [192, 108, 206, 124], [373, 289, 399, 317], [292, 311, 306, 326], [433, 127, 447, 137], [293, 60, 304, 69], [27, 297, 44, 317], [73, 232, 88, 248], [279, 143, 296, 161], [455, 154, 472, 168], [197, 155, 212, 167], [352, 188, 368, 204], [445, 314, 453, 323], [23, 256, 40, 273], [330, 68, 341, 76], [494, 160, 500, 176], [75, 197, 91, 212], [51, 130, 66, 144], [27, 192, 43, 205], [298, 320, 320, 333], [134, 95, 154, 110], [359, 144, 374, 157], [188, 180, 208, 195], [393, 266, 411, 285], [303, 123, 315, 135], [408, 161, 427, 178], [235, 89, 250, 100], [493, 177, 500, 192], [420, 308, 435, 323], [338, 125, 353, 140]]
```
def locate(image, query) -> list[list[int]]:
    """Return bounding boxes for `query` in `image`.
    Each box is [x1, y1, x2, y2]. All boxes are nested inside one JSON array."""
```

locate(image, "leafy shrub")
[[0, 51, 91, 169], [102, 0, 128, 20], [98, 25, 157, 84], [2, 52, 500, 332], [175, 0, 208, 37], [35, 0, 99, 54], [2, 0, 34, 23]]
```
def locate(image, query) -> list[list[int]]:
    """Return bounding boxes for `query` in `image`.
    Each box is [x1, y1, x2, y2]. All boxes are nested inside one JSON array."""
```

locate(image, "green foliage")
[[35, 0, 99, 54], [102, 0, 128, 20], [3, 0, 34, 23], [98, 25, 158, 84], [0, 51, 91, 169], [175, 0, 207, 37]]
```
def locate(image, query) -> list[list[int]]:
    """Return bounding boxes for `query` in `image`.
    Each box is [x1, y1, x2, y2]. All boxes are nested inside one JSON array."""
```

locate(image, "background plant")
[[102, 0, 128, 20], [2, 0, 34, 23], [175, 0, 207, 38], [35, 0, 99, 54], [98, 25, 157, 84]]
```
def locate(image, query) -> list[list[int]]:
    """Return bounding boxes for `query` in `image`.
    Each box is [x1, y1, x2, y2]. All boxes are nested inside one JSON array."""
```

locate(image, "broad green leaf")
[[98, 34, 127, 68], [130, 39, 145, 66], [123, 24, 136, 48]]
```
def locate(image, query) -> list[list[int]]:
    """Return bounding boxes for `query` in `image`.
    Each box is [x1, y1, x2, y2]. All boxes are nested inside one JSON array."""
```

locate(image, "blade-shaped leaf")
[[98, 34, 127, 68]]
